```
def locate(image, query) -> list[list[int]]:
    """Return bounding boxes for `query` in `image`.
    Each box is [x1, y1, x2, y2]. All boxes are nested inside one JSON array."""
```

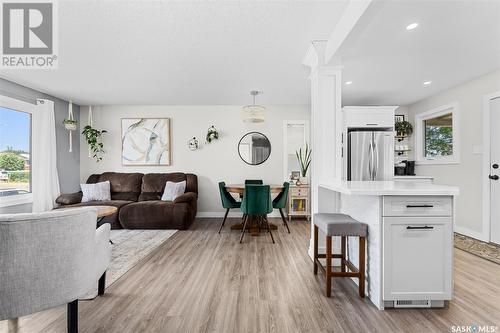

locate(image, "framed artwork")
[[121, 118, 171, 165], [291, 171, 300, 180], [395, 115, 405, 123]]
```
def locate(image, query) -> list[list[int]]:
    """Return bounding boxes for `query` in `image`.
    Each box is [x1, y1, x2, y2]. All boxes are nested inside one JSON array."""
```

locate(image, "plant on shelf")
[[82, 125, 107, 162], [206, 125, 219, 143], [395, 120, 413, 137], [63, 119, 78, 131], [296, 142, 312, 182]]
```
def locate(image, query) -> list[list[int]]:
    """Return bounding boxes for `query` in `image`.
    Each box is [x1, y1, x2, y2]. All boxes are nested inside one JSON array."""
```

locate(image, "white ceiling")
[[0, 0, 348, 106], [336, 0, 500, 106]]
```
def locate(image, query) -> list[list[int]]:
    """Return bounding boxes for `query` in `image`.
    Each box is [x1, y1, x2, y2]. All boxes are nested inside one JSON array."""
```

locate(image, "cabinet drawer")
[[290, 188, 309, 197], [383, 196, 452, 217], [383, 216, 452, 300]]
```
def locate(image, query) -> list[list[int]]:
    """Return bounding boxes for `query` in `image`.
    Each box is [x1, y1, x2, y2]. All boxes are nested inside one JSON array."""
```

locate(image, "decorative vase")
[[299, 177, 308, 184]]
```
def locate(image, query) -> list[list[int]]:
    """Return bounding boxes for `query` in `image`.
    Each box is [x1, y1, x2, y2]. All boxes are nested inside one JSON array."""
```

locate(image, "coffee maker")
[[401, 160, 415, 176]]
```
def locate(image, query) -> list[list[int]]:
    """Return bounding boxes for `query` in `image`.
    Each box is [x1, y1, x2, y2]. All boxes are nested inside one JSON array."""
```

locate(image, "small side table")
[[287, 185, 310, 222], [58, 205, 117, 244]]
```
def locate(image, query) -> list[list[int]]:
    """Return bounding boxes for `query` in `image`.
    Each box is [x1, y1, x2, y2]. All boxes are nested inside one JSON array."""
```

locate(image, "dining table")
[[225, 184, 284, 236]]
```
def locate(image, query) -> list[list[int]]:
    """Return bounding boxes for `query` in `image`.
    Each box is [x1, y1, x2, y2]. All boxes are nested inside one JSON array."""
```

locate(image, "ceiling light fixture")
[[423, 81, 432, 86], [345, 81, 353, 85], [406, 23, 419, 30], [242, 91, 265, 123]]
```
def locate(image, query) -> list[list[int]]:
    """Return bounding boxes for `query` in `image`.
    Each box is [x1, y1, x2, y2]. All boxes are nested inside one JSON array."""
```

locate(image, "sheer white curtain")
[[32, 99, 60, 212]]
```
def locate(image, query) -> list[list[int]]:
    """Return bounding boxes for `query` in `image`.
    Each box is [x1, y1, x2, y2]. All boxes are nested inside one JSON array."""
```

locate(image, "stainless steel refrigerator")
[[347, 131, 394, 181]]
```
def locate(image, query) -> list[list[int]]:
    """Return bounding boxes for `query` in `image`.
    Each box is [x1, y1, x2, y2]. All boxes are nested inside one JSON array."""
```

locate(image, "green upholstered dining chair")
[[245, 179, 263, 185], [240, 180, 263, 199], [273, 182, 290, 233], [218, 182, 241, 234], [240, 185, 274, 243]]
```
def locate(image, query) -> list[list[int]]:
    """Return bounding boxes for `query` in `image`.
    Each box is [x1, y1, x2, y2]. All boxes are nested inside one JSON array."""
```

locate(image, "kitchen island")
[[319, 181, 459, 310]]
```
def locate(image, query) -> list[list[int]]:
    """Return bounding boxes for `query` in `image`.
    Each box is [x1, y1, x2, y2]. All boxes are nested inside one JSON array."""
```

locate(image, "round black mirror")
[[238, 132, 271, 165]]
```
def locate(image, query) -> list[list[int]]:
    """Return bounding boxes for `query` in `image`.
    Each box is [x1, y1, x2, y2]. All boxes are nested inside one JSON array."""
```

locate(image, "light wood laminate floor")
[[6, 218, 500, 333]]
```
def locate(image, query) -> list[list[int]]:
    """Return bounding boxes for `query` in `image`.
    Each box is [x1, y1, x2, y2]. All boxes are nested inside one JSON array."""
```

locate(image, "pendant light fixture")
[[242, 90, 265, 123]]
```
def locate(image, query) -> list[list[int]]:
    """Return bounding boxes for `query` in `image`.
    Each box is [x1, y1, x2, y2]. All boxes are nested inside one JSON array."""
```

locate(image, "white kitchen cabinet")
[[343, 106, 397, 128], [382, 195, 453, 306], [383, 196, 452, 217]]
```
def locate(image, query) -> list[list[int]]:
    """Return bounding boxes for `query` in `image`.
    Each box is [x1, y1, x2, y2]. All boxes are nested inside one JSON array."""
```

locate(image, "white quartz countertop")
[[319, 181, 459, 196]]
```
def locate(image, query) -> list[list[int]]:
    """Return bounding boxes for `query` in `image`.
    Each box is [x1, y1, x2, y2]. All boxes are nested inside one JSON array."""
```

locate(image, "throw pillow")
[[161, 180, 186, 201], [81, 181, 111, 202]]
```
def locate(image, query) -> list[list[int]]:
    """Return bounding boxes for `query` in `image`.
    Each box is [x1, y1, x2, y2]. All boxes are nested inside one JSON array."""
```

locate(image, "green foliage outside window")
[[0, 152, 25, 171], [425, 125, 453, 157]]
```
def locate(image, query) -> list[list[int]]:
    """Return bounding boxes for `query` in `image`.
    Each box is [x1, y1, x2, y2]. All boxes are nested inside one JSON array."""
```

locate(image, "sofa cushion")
[[161, 180, 186, 201], [81, 181, 111, 202], [87, 172, 143, 202], [119, 200, 192, 230], [140, 173, 197, 201]]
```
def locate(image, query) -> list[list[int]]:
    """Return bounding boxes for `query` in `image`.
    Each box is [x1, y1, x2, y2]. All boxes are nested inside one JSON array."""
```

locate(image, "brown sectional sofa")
[[56, 172, 198, 230]]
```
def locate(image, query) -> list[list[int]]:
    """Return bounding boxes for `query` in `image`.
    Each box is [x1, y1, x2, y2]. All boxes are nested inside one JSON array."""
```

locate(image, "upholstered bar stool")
[[313, 213, 368, 298]]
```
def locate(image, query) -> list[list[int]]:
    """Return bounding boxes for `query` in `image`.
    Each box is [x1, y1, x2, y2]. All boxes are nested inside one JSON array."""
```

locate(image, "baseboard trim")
[[454, 226, 488, 242], [197, 211, 281, 218]]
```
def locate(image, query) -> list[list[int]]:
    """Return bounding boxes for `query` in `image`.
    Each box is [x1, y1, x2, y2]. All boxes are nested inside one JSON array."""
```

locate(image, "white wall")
[[79, 105, 309, 216], [407, 70, 500, 240]]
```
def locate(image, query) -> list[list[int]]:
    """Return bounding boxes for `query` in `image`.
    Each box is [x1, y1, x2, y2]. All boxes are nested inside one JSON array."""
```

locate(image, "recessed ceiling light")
[[406, 23, 419, 30], [345, 81, 353, 85], [423, 81, 432, 85]]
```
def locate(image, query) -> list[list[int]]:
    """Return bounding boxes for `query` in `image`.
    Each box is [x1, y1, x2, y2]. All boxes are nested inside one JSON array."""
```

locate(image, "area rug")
[[454, 233, 500, 264], [83, 229, 177, 299]]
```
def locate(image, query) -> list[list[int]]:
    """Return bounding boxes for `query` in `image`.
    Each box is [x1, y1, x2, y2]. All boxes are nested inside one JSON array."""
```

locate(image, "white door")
[[490, 97, 500, 245]]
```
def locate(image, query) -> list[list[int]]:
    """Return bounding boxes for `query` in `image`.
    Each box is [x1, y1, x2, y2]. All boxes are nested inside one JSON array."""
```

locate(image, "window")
[[0, 95, 34, 206], [415, 103, 459, 164]]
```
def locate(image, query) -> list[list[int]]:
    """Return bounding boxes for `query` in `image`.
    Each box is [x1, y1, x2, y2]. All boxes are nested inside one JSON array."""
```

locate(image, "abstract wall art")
[[121, 118, 171, 165]]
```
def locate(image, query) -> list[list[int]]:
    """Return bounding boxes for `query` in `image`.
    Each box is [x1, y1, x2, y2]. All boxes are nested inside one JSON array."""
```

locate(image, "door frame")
[[482, 91, 500, 243]]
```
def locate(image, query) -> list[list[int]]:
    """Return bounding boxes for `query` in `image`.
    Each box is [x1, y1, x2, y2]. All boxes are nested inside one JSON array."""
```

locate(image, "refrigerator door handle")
[[368, 142, 373, 180]]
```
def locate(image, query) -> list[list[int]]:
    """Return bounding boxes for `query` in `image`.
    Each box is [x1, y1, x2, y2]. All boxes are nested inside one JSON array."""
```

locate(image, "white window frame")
[[415, 102, 460, 165], [0, 95, 35, 208]]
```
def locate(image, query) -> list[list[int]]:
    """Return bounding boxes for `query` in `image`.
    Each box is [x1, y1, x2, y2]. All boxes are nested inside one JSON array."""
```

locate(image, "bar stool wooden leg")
[[359, 236, 366, 298], [326, 235, 332, 297], [313, 225, 318, 275], [341, 236, 346, 272]]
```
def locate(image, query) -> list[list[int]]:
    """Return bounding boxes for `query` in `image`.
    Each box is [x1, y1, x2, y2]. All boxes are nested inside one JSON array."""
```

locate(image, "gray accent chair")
[[0, 208, 112, 333]]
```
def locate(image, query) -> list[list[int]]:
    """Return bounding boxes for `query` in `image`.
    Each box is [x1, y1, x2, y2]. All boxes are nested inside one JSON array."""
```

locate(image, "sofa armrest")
[[56, 192, 83, 205], [173, 192, 198, 204]]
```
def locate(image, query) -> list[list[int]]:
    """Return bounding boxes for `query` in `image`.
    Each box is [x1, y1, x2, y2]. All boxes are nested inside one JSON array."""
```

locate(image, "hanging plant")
[[82, 125, 107, 162], [63, 119, 78, 131], [395, 120, 413, 136], [188, 137, 200, 151], [206, 125, 219, 143]]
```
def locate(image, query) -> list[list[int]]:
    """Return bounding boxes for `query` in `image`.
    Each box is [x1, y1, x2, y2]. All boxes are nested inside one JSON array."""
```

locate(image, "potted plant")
[[296, 143, 312, 184], [82, 125, 107, 162], [206, 125, 219, 143], [395, 120, 413, 137], [63, 119, 78, 131]]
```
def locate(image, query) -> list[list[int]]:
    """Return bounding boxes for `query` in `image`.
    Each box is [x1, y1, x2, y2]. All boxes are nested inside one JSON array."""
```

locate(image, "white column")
[[303, 41, 343, 259]]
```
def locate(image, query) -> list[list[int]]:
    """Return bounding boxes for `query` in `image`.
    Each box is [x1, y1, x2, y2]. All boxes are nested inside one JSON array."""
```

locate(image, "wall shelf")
[[395, 149, 411, 156], [395, 135, 409, 142]]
